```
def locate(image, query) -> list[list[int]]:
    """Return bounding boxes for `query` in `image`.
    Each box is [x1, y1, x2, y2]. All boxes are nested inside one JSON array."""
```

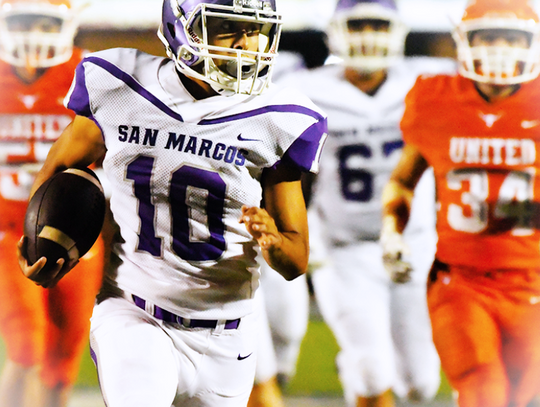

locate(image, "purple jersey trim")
[[199, 104, 326, 172], [282, 118, 327, 173], [198, 104, 324, 125], [66, 62, 105, 141], [89, 345, 97, 368], [69, 56, 184, 123], [66, 61, 92, 118]]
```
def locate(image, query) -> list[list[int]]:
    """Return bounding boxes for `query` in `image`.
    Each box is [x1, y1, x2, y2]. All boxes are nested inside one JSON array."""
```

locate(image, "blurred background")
[[71, 0, 473, 65], [4, 0, 536, 405]]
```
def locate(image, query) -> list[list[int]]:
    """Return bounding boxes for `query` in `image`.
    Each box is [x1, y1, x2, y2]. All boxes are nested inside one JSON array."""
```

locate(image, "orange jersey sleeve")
[[402, 73, 540, 270]]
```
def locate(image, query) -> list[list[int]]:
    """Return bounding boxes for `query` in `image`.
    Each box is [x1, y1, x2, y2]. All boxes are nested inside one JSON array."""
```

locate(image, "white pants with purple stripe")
[[89, 296, 258, 407]]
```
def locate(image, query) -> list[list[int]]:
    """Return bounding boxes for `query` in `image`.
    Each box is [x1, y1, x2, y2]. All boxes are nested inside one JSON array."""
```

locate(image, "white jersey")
[[65, 48, 326, 320], [280, 57, 455, 244]]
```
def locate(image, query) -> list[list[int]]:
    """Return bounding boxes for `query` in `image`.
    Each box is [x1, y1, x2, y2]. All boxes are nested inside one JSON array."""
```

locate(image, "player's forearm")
[[381, 143, 428, 234], [381, 179, 414, 234], [31, 116, 105, 197], [262, 231, 308, 281]]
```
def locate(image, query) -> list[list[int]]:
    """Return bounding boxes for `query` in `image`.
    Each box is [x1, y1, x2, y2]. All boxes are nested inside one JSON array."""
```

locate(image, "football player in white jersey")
[[16, 1, 327, 406], [279, 0, 455, 406]]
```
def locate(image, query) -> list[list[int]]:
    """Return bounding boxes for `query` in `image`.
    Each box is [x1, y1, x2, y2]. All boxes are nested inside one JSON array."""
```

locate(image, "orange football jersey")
[[402, 73, 540, 270], [0, 48, 82, 201]]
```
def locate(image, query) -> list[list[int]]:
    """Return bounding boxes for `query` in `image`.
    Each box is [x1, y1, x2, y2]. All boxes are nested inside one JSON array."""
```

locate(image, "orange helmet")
[[0, 0, 79, 68], [453, 0, 540, 84], [462, 0, 539, 22]]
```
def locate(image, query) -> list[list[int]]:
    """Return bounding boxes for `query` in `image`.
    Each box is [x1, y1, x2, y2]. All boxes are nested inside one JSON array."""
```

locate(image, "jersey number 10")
[[127, 155, 226, 261]]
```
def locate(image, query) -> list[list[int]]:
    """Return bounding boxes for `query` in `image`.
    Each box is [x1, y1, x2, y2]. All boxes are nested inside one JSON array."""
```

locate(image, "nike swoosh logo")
[[522, 120, 540, 129], [237, 134, 260, 142], [237, 353, 253, 360]]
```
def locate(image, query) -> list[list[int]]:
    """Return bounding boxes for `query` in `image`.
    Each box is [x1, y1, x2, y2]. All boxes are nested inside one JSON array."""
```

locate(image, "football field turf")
[[0, 319, 453, 405]]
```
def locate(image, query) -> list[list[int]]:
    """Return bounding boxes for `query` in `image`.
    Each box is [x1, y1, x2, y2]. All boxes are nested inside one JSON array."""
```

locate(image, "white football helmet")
[[327, 0, 408, 72], [0, 0, 79, 68], [453, 0, 540, 84], [158, 0, 282, 95]]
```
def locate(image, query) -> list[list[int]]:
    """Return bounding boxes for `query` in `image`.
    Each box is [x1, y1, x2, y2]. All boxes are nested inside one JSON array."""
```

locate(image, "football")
[[23, 167, 106, 280]]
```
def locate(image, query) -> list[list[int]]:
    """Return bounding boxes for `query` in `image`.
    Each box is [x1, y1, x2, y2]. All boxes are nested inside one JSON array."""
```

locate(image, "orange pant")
[[428, 261, 540, 407], [0, 197, 104, 388]]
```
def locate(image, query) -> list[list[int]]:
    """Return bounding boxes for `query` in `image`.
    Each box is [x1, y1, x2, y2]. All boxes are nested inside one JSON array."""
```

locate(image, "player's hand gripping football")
[[380, 218, 412, 284], [17, 236, 78, 289], [239, 206, 283, 250]]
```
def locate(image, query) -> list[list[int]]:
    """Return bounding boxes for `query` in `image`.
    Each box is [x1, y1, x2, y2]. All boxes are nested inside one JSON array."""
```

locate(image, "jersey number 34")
[[447, 168, 536, 236]]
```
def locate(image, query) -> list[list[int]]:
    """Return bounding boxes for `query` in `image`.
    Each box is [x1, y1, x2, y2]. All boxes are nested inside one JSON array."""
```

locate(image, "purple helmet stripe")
[[335, 0, 397, 12], [160, 0, 282, 94], [164, 0, 279, 63], [83, 56, 185, 122], [179, 0, 277, 11]]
